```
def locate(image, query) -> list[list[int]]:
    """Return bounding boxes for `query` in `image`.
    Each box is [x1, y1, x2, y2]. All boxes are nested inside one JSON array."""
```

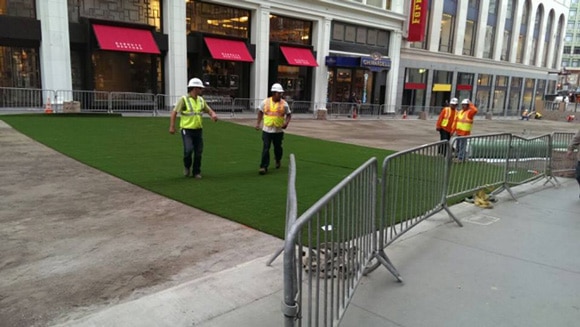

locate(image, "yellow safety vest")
[[455, 110, 474, 135], [263, 98, 286, 128], [180, 96, 204, 129]]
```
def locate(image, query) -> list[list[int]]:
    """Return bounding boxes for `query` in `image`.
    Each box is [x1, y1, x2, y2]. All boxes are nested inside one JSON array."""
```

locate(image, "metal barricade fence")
[[506, 134, 555, 187], [283, 157, 378, 327], [55, 90, 110, 113], [0, 87, 54, 112], [447, 134, 515, 202], [551, 132, 577, 178], [267, 154, 299, 266], [155, 94, 182, 116], [110, 92, 156, 115], [366, 141, 461, 281], [232, 98, 263, 115]]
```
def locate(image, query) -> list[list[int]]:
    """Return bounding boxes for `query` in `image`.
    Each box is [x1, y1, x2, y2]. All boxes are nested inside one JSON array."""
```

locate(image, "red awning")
[[92, 24, 160, 54], [204, 37, 254, 62], [280, 46, 318, 67]]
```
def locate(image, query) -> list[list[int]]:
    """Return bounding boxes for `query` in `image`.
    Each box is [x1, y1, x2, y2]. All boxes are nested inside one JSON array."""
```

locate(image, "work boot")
[[194, 174, 202, 179], [183, 167, 191, 177], [275, 161, 281, 169], [259, 167, 267, 175]]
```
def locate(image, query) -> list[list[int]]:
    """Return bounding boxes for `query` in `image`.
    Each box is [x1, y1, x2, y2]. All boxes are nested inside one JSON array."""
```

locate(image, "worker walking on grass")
[[436, 97, 458, 156], [255, 83, 292, 175], [567, 129, 580, 198], [453, 99, 478, 163], [169, 78, 218, 179]]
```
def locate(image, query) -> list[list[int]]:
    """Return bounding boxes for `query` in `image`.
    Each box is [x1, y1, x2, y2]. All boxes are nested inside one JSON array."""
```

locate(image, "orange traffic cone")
[[44, 96, 53, 114], [402, 110, 407, 119]]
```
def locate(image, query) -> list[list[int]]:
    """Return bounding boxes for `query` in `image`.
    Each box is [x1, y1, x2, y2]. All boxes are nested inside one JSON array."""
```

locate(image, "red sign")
[[407, 0, 428, 42], [204, 37, 254, 62], [92, 24, 160, 54]]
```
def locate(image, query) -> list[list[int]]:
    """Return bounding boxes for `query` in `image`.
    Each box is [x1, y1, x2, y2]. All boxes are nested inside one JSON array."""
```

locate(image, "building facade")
[[400, 0, 568, 115], [0, 0, 568, 114], [0, 0, 405, 110], [562, 0, 580, 91]]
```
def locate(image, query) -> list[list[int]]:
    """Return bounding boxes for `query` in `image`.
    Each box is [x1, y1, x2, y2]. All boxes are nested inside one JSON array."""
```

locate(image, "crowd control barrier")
[[283, 158, 378, 327], [447, 133, 516, 202], [551, 132, 578, 178], [366, 141, 461, 281], [282, 132, 577, 325]]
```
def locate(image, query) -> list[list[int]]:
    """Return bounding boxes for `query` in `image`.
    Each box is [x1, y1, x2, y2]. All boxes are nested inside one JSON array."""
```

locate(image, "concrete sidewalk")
[[56, 178, 580, 327]]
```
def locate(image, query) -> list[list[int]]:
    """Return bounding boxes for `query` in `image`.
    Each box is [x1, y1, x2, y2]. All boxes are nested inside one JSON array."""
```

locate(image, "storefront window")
[[0, 46, 40, 88], [522, 78, 535, 110], [276, 66, 306, 101], [431, 70, 452, 107], [0, 0, 35, 17], [456, 72, 474, 100], [270, 14, 312, 45], [476, 74, 492, 112], [201, 59, 243, 98], [508, 77, 522, 114], [70, 0, 161, 31], [493, 75, 508, 112], [535, 79, 546, 108], [92, 52, 161, 93], [403, 68, 427, 108], [187, 1, 249, 38]]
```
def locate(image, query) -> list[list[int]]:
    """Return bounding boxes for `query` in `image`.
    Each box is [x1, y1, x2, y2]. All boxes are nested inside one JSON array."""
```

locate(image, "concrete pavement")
[[55, 177, 580, 327]]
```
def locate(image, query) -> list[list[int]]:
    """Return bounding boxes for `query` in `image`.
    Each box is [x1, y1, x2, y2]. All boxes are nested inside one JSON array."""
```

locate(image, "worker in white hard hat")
[[255, 83, 292, 175], [453, 98, 478, 163], [436, 97, 458, 156], [169, 77, 218, 179]]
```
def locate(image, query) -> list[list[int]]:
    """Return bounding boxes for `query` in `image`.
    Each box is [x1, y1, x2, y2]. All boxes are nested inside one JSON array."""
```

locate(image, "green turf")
[[1, 114, 395, 238]]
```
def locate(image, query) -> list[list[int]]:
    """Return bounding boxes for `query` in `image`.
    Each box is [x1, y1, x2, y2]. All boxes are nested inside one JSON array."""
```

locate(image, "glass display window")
[[201, 58, 244, 98], [0, 46, 40, 88]]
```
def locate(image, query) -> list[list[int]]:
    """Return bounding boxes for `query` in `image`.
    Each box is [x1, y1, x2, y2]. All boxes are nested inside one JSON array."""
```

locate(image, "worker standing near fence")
[[453, 99, 478, 163], [255, 83, 292, 175], [567, 129, 580, 198], [169, 77, 218, 179], [436, 97, 458, 156]]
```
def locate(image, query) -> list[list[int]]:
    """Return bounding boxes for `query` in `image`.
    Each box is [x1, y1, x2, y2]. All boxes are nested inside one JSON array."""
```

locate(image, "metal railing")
[[281, 132, 576, 325], [4, 86, 557, 121], [551, 132, 577, 178], [283, 157, 378, 327]]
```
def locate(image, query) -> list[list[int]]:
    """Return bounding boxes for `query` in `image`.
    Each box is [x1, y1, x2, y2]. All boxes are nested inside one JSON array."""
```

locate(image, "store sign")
[[407, 0, 428, 42], [360, 56, 391, 72]]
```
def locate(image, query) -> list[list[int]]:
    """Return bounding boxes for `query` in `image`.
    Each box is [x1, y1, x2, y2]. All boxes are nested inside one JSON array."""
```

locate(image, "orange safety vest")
[[455, 104, 478, 136], [436, 107, 455, 132], [263, 98, 287, 128]]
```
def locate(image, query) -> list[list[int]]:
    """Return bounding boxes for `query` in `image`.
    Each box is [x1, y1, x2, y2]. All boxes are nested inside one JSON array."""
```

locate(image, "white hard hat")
[[187, 78, 204, 88], [449, 98, 458, 105], [461, 99, 470, 105], [271, 83, 284, 93]]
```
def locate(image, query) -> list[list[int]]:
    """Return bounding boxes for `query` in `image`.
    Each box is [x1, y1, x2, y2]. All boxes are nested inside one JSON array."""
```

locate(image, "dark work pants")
[[261, 131, 284, 169], [181, 128, 203, 175], [438, 129, 451, 156]]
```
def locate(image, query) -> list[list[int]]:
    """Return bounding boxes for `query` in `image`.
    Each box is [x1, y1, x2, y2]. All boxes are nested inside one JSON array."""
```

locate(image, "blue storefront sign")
[[325, 55, 391, 72]]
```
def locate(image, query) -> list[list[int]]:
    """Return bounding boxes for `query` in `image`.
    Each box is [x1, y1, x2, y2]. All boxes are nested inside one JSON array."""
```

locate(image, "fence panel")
[[54, 90, 110, 113], [506, 134, 553, 187], [155, 94, 182, 116], [110, 92, 156, 115], [447, 134, 513, 201], [551, 132, 577, 178], [366, 141, 459, 281], [0, 87, 54, 112], [232, 98, 263, 115], [283, 158, 377, 327]]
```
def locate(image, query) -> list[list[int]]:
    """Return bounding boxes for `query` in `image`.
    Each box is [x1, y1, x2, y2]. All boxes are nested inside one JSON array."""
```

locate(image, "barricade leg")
[[365, 249, 402, 282]]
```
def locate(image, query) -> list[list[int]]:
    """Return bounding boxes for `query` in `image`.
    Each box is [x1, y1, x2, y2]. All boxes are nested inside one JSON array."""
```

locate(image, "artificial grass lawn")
[[1, 115, 395, 239]]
